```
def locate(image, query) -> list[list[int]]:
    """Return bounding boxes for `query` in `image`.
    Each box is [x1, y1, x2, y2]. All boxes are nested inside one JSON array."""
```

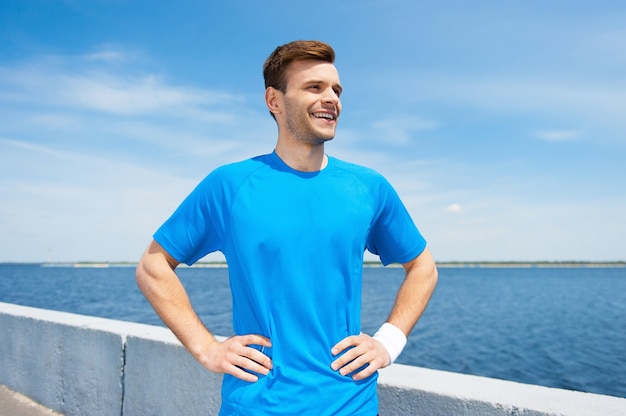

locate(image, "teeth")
[[313, 112, 334, 120]]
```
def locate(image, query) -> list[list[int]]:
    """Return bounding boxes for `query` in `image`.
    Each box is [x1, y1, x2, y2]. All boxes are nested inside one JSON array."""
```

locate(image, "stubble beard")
[[284, 102, 336, 146]]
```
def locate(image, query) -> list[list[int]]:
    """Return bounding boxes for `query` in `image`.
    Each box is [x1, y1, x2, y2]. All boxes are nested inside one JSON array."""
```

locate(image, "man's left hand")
[[330, 334, 390, 381]]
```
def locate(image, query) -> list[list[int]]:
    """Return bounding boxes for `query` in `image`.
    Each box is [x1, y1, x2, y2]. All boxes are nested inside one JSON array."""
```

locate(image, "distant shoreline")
[[432, 261, 626, 269], [1, 261, 624, 269]]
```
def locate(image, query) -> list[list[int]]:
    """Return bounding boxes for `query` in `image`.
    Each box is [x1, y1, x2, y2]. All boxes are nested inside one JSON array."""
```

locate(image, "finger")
[[351, 361, 379, 381], [350, 348, 389, 380], [227, 337, 269, 355], [239, 346, 273, 373], [331, 346, 359, 371], [247, 348, 273, 370], [337, 350, 371, 376], [240, 333, 272, 348], [331, 335, 359, 356], [331, 334, 370, 369], [226, 341, 272, 366], [225, 362, 259, 383], [238, 355, 272, 376], [223, 350, 271, 381]]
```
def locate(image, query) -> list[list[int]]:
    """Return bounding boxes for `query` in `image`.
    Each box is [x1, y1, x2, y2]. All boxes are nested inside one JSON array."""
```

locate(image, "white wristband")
[[373, 322, 407, 364]]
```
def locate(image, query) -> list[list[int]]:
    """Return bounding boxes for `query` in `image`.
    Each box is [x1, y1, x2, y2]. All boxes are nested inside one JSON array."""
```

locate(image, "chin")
[[297, 132, 335, 146], [316, 135, 335, 145]]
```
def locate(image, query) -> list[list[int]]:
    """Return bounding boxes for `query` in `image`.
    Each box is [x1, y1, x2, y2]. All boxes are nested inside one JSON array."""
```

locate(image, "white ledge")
[[1, 302, 625, 416]]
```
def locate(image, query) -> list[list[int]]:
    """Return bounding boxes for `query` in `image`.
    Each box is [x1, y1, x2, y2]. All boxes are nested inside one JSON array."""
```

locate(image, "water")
[[1, 264, 625, 398]]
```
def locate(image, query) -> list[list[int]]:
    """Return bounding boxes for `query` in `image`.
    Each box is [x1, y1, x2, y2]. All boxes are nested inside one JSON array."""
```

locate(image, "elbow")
[[429, 262, 439, 290], [413, 248, 438, 292], [135, 242, 160, 292], [135, 240, 179, 293], [407, 247, 438, 281], [135, 254, 151, 293]]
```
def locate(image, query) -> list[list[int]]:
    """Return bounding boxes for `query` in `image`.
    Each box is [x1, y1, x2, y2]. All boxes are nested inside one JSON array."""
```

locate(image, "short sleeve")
[[366, 178, 427, 266], [153, 169, 228, 265]]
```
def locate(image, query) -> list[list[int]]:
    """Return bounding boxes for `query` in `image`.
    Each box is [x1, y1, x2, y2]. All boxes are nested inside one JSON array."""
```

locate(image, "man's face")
[[280, 60, 342, 146]]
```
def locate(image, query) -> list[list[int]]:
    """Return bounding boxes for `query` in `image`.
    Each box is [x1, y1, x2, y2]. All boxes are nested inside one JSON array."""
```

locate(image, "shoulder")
[[180, 155, 274, 205], [199, 154, 273, 186], [328, 157, 404, 211], [212, 154, 271, 177], [329, 156, 390, 186]]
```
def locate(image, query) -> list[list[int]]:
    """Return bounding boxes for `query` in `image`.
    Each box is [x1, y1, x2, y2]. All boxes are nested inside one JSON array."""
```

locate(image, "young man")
[[136, 40, 438, 415]]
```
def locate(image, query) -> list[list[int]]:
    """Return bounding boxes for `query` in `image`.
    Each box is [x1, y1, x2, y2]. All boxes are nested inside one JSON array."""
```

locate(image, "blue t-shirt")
[[154, 152, 426, 415]]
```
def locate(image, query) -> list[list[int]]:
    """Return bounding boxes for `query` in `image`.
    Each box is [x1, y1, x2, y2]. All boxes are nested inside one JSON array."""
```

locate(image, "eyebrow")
[[305, 80, 343, 94]]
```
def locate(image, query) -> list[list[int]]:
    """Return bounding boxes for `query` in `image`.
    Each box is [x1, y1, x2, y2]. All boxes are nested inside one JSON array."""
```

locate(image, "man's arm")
[[384, 247, 438, 335], [331, 247, 438, 380], [136, 240, 273, 382]]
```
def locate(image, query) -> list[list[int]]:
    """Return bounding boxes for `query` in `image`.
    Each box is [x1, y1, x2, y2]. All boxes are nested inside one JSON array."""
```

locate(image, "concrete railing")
[[1, 302, 624, 416]]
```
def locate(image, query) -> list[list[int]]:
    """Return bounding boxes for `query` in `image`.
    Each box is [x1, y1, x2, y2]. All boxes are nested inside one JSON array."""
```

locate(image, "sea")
[[1, 263, 625, 399]]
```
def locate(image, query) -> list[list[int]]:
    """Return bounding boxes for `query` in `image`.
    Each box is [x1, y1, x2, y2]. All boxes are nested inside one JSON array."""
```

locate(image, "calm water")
[[1, 264, 625, 398]]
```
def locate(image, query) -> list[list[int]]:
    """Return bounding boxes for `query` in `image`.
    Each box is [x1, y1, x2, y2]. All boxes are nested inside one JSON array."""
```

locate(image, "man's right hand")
[[137, 242, 272, 382], [199, 334, 273, 382]]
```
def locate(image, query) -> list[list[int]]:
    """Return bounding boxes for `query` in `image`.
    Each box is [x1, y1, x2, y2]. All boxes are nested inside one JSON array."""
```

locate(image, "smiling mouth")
[[312, 112, 336, 121]]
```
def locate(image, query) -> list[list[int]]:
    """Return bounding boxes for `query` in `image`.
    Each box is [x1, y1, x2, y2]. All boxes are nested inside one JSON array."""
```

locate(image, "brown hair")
[[263, 40, 335, 93]]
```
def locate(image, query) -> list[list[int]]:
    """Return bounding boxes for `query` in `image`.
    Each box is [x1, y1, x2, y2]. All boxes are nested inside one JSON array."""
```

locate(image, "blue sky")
[[1, 1, 624, 263]]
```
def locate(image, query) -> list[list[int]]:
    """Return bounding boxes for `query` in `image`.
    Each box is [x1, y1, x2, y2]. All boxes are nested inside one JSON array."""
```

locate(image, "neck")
[[274, 141, 327, 172]]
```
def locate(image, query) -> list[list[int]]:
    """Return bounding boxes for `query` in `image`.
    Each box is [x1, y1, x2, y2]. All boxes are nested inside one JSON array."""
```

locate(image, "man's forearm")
[[136, 241, 217, 358], [386, 248, 438, 336], [330, 248, 438, 378], [136, 241, 273, 382]]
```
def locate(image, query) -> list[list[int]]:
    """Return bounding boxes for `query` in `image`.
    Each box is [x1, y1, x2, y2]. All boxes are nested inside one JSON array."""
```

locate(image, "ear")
[[265, 87, 282, 116]]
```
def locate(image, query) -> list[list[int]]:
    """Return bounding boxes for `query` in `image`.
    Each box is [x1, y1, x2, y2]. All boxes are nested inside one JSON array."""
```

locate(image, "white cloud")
[[0, 136, 197, 262], [380, 72, 626, 142], [26, 113, 82, 130], [2, 42, 624, 263], [445, 203, 464, 214], [0, 49, 279, 262], [60, 73, 247, 117], [0, 49, 274, 171], [0, 53, 244, 118], [371, 116, 440, 145], [83, 45, 134, 64], [457, 79, 624, 118], [405, 178, 626, 262]]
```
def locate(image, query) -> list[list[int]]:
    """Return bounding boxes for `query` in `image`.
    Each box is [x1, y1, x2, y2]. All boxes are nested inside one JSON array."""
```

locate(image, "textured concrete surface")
[[0, 385, 62, 416], [2, 302, 626, 416]]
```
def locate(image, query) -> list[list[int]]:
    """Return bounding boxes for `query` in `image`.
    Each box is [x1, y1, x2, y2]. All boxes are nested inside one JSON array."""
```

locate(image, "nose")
[[323, 87, 340, 105]]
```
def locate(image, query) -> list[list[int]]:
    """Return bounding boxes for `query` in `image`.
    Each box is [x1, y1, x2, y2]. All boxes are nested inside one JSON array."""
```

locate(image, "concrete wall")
[[1, 302, 625, 416]]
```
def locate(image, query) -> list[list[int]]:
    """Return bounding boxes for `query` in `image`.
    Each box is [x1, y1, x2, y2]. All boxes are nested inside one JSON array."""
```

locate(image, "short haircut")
[[263, 40, 336, 93]]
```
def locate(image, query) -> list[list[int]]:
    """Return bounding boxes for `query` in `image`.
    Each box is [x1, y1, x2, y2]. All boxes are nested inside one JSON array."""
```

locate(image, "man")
[[136, 40, 438, 415]]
